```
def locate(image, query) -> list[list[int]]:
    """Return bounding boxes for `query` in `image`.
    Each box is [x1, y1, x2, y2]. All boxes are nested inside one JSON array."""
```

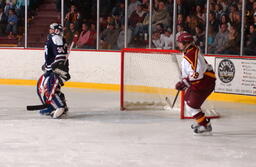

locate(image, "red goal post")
[[120, 48, 219, 119]]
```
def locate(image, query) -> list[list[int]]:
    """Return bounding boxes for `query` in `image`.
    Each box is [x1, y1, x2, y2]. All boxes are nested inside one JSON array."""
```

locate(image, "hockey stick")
[[165, 90, 180, 109], [26, 104, 50, 111], [64, 34, 78, 64], [165, 52, 182, 109]]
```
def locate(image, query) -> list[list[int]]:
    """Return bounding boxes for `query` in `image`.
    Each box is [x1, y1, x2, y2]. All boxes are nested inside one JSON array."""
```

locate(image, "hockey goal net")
[[120, 48, 219, 119]]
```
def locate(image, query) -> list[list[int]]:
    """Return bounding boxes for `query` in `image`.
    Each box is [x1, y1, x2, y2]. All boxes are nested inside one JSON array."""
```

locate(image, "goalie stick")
[[26, 104, 50, 111]]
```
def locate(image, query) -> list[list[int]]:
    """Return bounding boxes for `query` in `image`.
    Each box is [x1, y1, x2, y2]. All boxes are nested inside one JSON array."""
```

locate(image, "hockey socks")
[[192, 112, 212, 135]]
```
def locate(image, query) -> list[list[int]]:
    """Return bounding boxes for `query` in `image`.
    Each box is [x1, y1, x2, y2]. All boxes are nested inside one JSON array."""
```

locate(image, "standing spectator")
[[64, 22, 79, 45], [208, 23, 229, 54], [0, 7, 7, 36], [76, 23, 90, 48], [6, 8, 18, 39], [64, 5, 80, 29]]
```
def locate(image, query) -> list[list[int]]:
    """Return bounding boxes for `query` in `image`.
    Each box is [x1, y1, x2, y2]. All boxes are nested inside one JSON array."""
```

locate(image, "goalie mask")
[[49, 23, 63, 35]]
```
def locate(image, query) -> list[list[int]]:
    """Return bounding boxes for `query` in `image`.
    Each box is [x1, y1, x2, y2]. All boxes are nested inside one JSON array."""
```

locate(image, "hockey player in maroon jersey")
[[175, 32, 216, 135]]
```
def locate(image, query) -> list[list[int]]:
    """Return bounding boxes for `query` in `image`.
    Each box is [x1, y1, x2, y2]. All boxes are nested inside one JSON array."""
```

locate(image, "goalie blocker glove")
[[51, 59, 71, 83]]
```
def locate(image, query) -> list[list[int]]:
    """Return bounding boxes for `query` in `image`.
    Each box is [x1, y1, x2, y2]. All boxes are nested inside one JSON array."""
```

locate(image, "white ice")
[[0, 85, 256, 167]]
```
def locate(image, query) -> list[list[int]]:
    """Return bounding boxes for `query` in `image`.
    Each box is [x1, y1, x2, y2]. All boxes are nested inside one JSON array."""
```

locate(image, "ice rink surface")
[[0, 85, 256, 167]]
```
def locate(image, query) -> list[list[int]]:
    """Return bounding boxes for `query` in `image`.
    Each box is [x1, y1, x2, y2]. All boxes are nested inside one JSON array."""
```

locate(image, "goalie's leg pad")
[[39, 106, 54, 115]]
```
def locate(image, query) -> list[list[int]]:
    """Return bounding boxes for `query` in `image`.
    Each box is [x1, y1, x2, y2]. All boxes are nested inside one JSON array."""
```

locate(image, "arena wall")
[[0, 48, 255, 104]]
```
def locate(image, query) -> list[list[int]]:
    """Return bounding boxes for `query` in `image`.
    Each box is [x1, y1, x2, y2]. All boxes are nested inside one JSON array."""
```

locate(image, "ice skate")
[[193, 123, 212, 136]]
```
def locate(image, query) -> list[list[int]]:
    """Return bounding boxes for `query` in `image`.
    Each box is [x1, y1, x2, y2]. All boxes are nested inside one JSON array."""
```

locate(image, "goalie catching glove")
[[175, 78, 190, 90]]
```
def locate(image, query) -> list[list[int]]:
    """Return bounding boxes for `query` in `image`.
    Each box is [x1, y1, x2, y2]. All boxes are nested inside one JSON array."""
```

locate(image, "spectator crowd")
[[0, 0, 42, 39], [0, 0, 255, 55]]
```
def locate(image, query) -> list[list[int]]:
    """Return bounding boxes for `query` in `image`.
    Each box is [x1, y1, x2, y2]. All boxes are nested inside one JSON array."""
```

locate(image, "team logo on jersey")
[[218, 59, 235, 83]]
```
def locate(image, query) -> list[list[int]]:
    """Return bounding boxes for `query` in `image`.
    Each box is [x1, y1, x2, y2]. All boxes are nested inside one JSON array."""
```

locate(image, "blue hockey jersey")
[[44, 34, 68, 71]]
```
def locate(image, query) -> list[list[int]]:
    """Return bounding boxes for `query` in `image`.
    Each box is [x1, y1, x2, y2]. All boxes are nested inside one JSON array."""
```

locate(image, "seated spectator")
[[112, 1, 125, 28], [0, 0, 5, 9], [208, 23, 229, 54], [228, 4, 239, 23], [155, 23, 164, 34], [86, 23, 97, 49], [15, 0, 25, 18], [177, 0, 187, 16], [195, 5, 206, 22], [221, 24, 240, 55], [177, 14, 184, 25], [129, 3, 147, 37], [4, 0, 15, 15], [128, 0, 141, 18], [244, 24, 256, 55], [100, 23, 119, 49], [0, 7, 7, 36], [152, 1, 170, 31], [230, 11, 241, 32], [76, 23, 91, 48], [112, 1, 125, 18], [209, 11, 219, 34], [6, 8, 18, 39], [117, 24, 132, 49], [64, 22, 79, 45], [64, 5, 81, 29], [176, 24, 187, 40], [253, 12, 256, 27], [152, 31, 162, 49], [207, 25, 216, 47], [215, 3, 224, 22], [194, 25, 205, 52], [219, 14, 231, 31], [185, 15, 200, 34], [160, 27, 173, 49]]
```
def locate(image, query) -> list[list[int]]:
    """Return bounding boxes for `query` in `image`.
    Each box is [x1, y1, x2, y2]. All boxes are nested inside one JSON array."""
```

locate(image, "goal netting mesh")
[[120, 48, 219, 119]]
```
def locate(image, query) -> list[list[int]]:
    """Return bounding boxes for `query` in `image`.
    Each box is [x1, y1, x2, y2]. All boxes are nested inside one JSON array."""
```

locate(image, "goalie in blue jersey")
[[37, 23, 72, 118]]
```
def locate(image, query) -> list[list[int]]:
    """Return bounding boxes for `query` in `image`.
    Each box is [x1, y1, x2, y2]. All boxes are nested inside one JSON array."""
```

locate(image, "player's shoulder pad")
[[51, 35, 64, 45], [184, 44, 199, 70]]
